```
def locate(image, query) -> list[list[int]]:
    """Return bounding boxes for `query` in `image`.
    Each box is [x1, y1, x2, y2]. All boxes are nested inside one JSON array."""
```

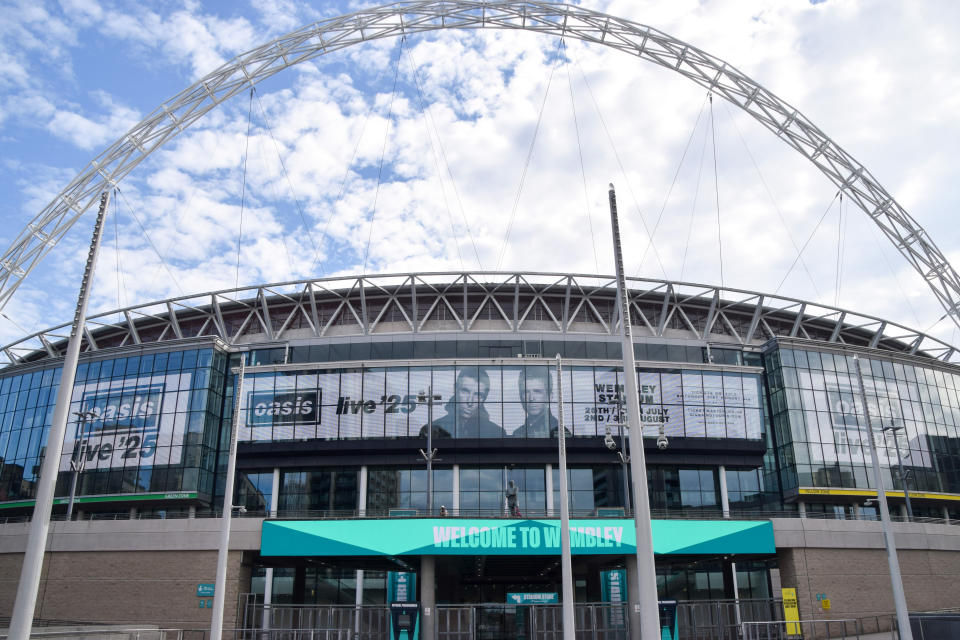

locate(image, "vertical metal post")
[[65, 411, 92, 522], [9, 191, 110, 640], [211, 360, 245, 640], [853, 355, 913, 640], [420, 386, 440, 515], [427, 386, 434, 514], [883, 425, 914, 520], [617, 398, 632, 513], [555, 355, 575, 640], [608, 184, 661, 640]]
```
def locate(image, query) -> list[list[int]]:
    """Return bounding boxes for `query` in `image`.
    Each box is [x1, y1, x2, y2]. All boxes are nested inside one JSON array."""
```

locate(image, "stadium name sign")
[[261, 519, 775, 557]]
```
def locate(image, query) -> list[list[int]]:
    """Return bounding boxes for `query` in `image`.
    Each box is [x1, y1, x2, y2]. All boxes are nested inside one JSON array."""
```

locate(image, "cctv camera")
[[656, 435, 669, 450], [604, 433, 617, 450]]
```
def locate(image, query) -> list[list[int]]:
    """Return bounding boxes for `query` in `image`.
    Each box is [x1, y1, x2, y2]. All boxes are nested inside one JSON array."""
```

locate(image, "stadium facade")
[[1, 272, 960, 634]]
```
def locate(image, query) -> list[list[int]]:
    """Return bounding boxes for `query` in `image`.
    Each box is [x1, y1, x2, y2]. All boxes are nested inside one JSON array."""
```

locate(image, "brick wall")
[[0, 550, 247, 630]]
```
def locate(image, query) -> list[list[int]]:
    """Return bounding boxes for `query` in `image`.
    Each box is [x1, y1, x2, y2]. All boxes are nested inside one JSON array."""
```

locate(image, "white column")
[[188, 505, 197, 519], [852, 502, 862, 519], [358, 465, 368, 517], [944, 506, 951, 523], [270, 468, 280, 518], [545, 463, 554, 516], [263, 467, 280, 635], [797, 501, 806, 518], [452, 464, 460, 514], [718, 465, 730, 518], [354, 464, 368, 632]]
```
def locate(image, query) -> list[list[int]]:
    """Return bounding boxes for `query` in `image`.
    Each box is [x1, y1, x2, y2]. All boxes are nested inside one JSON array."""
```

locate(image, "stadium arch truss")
[[2, 272, 956, 368], [2, 1, 959, 337]]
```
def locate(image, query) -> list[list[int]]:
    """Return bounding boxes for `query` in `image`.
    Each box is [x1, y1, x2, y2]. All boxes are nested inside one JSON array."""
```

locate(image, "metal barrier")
[[0, 629, 200, 640], [743, 618, 899, 640], [676, 599, 784, 640], [237, 599, 788, 640], [911, 612, 960, 640], [238, 603, 388, 640]]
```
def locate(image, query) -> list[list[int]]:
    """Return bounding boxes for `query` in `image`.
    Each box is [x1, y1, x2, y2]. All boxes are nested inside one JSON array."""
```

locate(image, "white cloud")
[[1, 0, 959, 350]]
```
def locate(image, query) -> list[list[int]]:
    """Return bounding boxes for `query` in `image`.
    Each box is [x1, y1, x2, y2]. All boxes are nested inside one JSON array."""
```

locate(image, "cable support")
[[362, 36, 406, 275], [571, 57, 671, 280], [867, 212, 923, 328], [252, 88, 323, 275], [720, 100, 821, 298], [496, 37, 565, 272], [564, 42, 600, 276], [114, 187, 183, 296], [835, 193, 845, 308], [112, 189, 126, 311], [251, 121, 297, 275], [236, 88, 254, 290], [404, 39, 464, 271], [709, 93, 723, 289], [774, 191, 840, 295], [405, 37, 484, 271], [308, 68, 388, 278], [679, 112, 710, 281]]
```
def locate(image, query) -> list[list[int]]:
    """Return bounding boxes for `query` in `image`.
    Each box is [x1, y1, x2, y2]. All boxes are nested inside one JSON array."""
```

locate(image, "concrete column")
[[354, 569, 365, 638], [626, 554, 642, 640], [899, 504, 908, 520], [944, 505, 951, 523], [188, 505, 197, 519], [797, 502, 806, 518], [545, 463, 554, 516], [728, 560, 743, 632], [358, 465, 368, 517], [852, 502, 862, 519], [129, 507, 137, 520], [421, 556, 436, 640], [264, 467, 281, 634], [270, 467, 281, 518], [718, 465, 730, 518], [452, 464, 460, 514]]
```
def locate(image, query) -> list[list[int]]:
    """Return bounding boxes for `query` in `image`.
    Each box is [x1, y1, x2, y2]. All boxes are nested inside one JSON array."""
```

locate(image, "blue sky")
[[1, 0, 959, 347]]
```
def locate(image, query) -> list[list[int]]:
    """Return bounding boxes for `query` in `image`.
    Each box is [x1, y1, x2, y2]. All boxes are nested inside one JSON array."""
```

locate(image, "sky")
[[0, 0, 959, 350]]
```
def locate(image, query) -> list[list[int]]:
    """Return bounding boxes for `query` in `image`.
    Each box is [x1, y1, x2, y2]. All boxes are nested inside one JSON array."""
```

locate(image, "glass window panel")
[[722, 373, 745, 406], [684, 406, 706, 437], [702, 373, 724, 406], [571, 367, 595, 403], [704, 405, 726, 437], [661, 372, 683, 404], [682, 372, 704, 404], [725, 406, 746, 438], [638, 371, 661, 404]]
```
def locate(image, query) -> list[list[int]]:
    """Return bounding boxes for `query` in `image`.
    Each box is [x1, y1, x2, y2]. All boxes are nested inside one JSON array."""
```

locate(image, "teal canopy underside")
[[261, 518, 775, 557]]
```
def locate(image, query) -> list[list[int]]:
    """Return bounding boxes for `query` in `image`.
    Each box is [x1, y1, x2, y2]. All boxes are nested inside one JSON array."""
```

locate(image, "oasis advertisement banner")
[[261, 518, 775, 557], [60, 371, 193, 472], [240, 365, 763, 442]]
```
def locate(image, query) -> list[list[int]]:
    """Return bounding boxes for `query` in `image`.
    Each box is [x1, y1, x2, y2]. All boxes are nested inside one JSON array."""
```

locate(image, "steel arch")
[[3, 1, 958, 332]]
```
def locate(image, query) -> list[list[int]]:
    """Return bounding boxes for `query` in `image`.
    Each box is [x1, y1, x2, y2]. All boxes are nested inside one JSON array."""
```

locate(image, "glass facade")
[[0, 347, 228, 505], [765, 344, 960, 494]]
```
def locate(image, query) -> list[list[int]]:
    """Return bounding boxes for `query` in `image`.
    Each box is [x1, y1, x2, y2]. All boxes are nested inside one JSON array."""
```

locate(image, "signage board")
[[197, 583, 215, 597], [781, 587, 802, 636], [261, 518, 775, 557], [507, 593, 558, 604]]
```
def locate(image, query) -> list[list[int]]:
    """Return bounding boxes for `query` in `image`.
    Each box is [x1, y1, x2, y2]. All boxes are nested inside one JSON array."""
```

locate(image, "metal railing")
[[238, 599, 790, 640], [3, 506, 957, 526], [743, 618, 900, 639]]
